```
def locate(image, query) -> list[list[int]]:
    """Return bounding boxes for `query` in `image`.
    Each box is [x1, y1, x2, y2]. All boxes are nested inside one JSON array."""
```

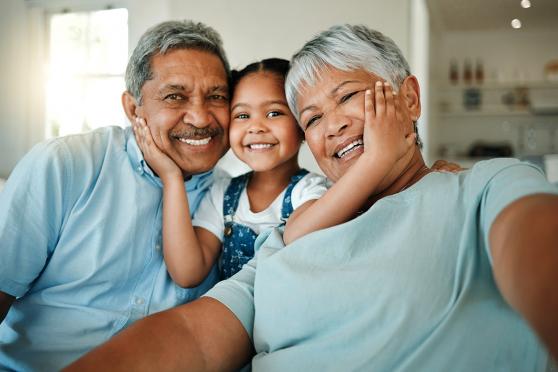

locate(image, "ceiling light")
[[520, 0, 531, 9], [511, 18, 522, 29]]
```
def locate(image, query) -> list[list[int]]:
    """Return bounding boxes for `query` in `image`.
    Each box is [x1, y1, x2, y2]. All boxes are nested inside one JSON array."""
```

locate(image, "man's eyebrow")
[[159, 84, 185, 93], [209, 85, 229, 93]]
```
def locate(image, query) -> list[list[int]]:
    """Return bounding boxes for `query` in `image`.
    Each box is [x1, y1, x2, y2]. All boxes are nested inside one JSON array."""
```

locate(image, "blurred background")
[[0, 0, 557, 185]]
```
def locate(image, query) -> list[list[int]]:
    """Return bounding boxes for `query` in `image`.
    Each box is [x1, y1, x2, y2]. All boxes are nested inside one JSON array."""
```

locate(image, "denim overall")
[[220, 169, 309, 279]]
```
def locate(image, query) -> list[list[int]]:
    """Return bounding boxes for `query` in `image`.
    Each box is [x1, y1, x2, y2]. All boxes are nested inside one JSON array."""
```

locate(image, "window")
[[45, 8, 128, 138]]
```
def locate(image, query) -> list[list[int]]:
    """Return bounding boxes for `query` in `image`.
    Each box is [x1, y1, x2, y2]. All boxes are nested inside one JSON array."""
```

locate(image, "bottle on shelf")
[[449, 59, 459, 85]]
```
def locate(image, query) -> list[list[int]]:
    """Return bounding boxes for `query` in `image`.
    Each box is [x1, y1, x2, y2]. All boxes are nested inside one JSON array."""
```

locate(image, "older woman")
[[68, 25, 558, 371]]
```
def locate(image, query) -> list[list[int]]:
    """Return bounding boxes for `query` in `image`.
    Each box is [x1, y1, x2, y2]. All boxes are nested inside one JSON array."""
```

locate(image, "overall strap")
[[223, 172, 251, 220], [280, 168, 310, 221]]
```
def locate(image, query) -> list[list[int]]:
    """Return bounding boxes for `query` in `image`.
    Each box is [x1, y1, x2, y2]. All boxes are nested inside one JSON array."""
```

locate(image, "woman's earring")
[[413, 121, 423, 148]]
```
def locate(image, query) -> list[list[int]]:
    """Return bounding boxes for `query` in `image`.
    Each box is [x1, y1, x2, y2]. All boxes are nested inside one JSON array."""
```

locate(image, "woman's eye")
[[305, 115, 321, 129], [340, 91, 358, 103], [267, 111, 282, 118]]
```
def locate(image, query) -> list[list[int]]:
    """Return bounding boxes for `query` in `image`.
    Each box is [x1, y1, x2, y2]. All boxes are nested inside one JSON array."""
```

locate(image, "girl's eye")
[[340, 91, 358, 103], [235, 113, 249, 120], [267, 111, 283, 118], [305, 115, 321, 130]]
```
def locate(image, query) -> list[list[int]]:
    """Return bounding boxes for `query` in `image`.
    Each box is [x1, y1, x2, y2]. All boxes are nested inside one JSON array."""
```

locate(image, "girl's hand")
[[132, 117, 182, 181], [431, 159, 465, 173], [362, 81, 416, 165]]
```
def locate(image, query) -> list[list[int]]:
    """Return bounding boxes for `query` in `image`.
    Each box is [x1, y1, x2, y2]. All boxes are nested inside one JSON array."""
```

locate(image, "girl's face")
[[229, 72, 303, 172]]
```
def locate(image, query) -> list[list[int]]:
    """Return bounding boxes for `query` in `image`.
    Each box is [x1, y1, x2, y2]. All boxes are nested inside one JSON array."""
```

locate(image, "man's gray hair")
[[285, 24, 411, 120], [125, 20, 230, 104]]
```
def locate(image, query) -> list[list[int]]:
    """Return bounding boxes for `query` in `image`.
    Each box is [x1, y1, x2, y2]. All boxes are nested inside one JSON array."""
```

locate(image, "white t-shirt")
[[192, 172, 328, 241]]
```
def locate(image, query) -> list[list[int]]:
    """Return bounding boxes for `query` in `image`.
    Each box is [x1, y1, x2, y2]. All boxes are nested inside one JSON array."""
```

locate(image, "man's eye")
[[209, 94, 228, 101], [165, 93, 184, 101], [305, 115, 321, 130], [267, 111, 282, 118], [340, 91, 358, 103]]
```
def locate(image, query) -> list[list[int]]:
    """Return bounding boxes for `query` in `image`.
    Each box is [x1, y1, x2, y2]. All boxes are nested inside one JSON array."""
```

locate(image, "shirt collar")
[[124, 126, 214, 189]]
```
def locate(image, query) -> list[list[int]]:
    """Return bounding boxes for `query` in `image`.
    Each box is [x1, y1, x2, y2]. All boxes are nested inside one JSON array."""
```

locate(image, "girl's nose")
[[248, 120, 267, 134]]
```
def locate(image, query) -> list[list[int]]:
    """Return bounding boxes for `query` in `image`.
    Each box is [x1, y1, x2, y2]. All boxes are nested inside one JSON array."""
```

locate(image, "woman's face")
[[296, 68, 381, 182], [296, 67, 418, 182]]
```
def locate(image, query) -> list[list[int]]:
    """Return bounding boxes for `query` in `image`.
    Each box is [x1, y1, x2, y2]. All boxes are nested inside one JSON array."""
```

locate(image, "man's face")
[[297, 67, 416, 182], [136, 49, 230, 177]]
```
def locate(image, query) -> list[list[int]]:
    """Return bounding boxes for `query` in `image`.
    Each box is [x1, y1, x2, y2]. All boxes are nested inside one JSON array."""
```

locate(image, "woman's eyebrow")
[[330, 80, 360, 96]]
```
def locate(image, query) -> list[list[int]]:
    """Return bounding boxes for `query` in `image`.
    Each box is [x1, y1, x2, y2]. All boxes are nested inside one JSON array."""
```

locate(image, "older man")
[[67, 24, 558, 371], [0, 20, 230, 370]]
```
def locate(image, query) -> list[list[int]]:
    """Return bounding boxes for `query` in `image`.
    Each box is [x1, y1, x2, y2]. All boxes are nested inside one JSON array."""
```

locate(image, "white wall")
[[0, 0, 31, 178], [0, 0, 425, 178]]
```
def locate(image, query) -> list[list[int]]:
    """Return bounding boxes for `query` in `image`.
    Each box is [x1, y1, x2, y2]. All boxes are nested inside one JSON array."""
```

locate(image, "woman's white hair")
[[285, 24, 411, 120]]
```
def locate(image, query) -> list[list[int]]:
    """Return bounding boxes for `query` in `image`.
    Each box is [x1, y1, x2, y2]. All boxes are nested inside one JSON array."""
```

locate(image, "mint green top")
[[206, 158, 558, 371]]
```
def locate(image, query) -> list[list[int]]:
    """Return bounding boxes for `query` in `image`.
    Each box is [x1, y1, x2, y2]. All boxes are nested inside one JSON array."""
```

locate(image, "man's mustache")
[[170, 126, 224, 139]]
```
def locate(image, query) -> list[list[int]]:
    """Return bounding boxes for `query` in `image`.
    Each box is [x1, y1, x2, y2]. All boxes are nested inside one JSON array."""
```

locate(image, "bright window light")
[[511, 18, 522, 29], [46, 8, 128, 138], [520, 0, 531, 9]]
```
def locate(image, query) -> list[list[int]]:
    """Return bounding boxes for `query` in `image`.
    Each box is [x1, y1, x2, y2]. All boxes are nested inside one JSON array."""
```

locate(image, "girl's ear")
[[122, 91, 141, 123], [400, 75, 421, 121]]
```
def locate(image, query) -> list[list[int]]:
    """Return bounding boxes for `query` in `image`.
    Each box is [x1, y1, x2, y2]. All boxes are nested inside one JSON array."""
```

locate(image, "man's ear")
[[400, 75, 421, 121], [122, 91, 141, 123]]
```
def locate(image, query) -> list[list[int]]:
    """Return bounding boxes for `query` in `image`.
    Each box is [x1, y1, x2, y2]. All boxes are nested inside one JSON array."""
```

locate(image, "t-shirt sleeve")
[[0, 140, 71, 297], [477, 159, 558, 263], [290, 172, 330, 209], [203, 254, 257, 339], [191, 176, 229, 242]]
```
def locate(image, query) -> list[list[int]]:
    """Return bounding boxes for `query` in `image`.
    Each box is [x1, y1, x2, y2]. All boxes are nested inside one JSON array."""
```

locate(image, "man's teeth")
[[249, 143, 274, 149], [178, 137, 211, 146], [336, 139, 364, 158]]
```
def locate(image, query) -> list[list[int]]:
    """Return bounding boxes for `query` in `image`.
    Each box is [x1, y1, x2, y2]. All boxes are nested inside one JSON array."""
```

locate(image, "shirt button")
[[134, 297, 145, 305], [155, 244, 161, 251], [136, 165, 142, 173]]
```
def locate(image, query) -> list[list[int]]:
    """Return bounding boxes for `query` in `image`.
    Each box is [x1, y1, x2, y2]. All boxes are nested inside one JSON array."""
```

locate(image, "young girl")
[[133, 58, 414, 287]]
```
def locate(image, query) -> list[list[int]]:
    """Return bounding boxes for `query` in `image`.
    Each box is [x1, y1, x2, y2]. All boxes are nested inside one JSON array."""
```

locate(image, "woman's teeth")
[[178, 137, 211, 146], [336, 139, 364, 158]]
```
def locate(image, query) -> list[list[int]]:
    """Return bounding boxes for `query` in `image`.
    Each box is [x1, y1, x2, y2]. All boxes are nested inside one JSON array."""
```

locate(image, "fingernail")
[[365, 89, 372, 95], [384, 81, 390, 86], [376, 81, 382, 87]]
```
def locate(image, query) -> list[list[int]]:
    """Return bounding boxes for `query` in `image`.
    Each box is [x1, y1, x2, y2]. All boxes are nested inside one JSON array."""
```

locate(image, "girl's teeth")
[[249, 143, 273, 149]]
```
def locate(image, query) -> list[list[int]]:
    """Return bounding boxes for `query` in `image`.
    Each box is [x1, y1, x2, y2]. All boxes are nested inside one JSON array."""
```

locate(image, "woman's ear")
[[122, 91, 141, 123], [400, 75, 421, 121]]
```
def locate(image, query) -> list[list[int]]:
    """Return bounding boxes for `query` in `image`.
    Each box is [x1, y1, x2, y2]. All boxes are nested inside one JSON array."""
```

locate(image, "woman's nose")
[[325, 113, 350, 138]]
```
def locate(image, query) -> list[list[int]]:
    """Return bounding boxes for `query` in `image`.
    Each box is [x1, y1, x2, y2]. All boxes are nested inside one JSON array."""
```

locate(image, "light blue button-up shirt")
[[0, 126, 219, 371]]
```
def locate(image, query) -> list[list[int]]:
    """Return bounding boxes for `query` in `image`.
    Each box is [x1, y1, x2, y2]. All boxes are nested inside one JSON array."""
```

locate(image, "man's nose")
[[183, 102, 212, 128]]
